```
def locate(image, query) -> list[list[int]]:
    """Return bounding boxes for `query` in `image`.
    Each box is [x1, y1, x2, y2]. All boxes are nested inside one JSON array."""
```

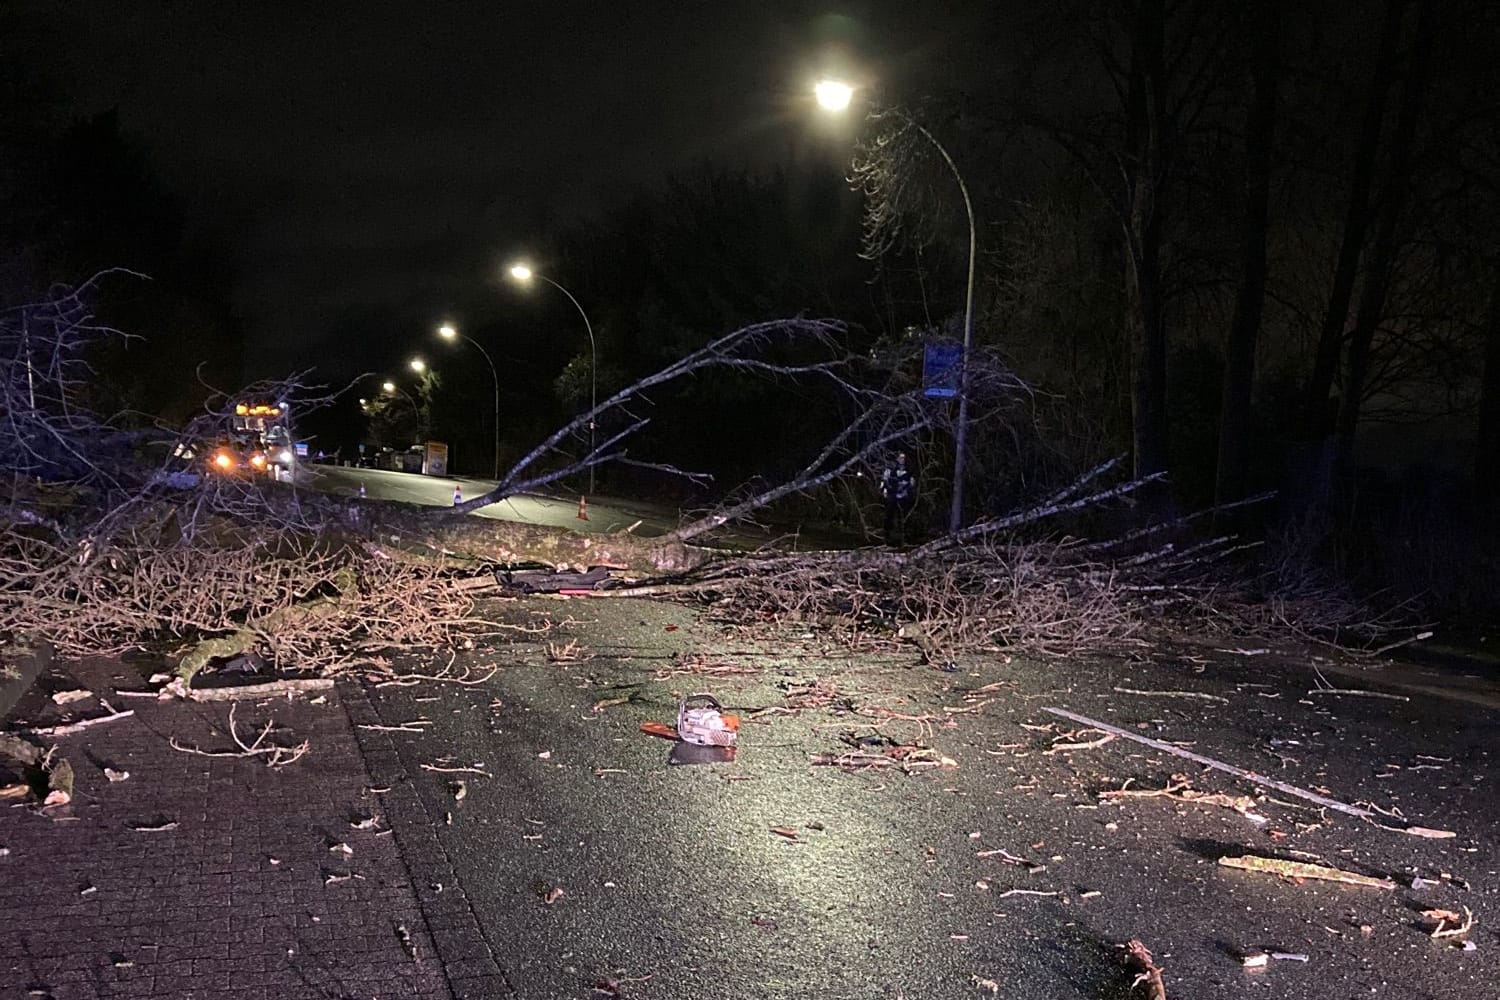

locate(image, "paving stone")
[[0, 669, 454, 999]]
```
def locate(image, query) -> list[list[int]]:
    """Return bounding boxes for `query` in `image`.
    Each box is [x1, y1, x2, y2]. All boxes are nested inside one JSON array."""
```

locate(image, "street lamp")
[[437, 323, 501, 481], [378, 379, 426, 442], [814, 79, 854, 111], [508, 263, 598, 495], [817, 79, 977, 536], [381, 380, 417, 410], [409, 357, 426, 373]]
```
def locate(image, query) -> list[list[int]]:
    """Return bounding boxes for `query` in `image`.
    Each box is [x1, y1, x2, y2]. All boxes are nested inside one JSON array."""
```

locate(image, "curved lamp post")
[[379, 379, 424, 441], [437, 323, 501, 481], [817, 79, 976, 536], [381, 379, 419, 414], [508, 263, 597, 494]]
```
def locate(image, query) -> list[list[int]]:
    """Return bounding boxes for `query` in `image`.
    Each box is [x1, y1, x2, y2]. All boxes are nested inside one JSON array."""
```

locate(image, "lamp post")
[[816, 79, 977, 536], [437, 323, 501, 481], [381, 380, 419, 414], [508, 263, 597, 495]]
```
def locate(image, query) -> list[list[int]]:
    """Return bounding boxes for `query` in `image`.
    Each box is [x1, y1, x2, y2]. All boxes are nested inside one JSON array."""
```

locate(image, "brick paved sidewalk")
[[0, 662, 457, 1000]]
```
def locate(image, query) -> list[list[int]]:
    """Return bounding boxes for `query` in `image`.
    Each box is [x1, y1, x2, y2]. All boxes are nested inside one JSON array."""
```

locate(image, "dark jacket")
[[881, 462, 914, 503]]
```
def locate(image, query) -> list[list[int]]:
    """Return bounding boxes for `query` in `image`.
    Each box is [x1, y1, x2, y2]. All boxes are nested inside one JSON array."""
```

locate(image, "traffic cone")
[[576, 495, 589, 520], [357, 483, 366, 498], [453, 484, 462, 506]]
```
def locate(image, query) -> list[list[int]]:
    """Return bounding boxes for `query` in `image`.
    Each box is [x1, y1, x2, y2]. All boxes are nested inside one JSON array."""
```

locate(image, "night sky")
[[8, 1, 991, 380]]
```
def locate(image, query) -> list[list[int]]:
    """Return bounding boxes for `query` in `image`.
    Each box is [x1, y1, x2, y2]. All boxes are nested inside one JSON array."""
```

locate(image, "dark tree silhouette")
[[1214, 0, 1281, 508]]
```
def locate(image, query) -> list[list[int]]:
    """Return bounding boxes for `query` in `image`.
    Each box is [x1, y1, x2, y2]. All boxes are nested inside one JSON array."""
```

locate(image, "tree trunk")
[[1475, 270, 1500, 504], [1301, 0, 1408, 437], [1335, 0, 1435, 467], [1214, 0, 1281, 507], [1124, 0, 1170, 479]]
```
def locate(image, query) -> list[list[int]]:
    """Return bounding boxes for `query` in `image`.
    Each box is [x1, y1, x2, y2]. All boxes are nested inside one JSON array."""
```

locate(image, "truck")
[[207, 401, 296, 482]]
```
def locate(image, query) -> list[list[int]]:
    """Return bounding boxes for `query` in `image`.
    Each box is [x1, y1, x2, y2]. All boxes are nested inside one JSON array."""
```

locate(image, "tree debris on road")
[[1422, 907, 1476, 940], [1042, 706, 1455, 838], [1217, 854, 1397, 889], [1099, 774, 1263, 820], [810, 742, 957, 774], [1121, 938, 1168, 1000], [168, 703, 309, 767]]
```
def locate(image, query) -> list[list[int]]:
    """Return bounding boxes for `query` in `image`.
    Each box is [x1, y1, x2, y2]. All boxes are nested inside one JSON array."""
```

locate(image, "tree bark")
[[1123, 0, 1170, 478], [1301, 0, 1408, 437], [1214, 0, 1281, 507], [1335, 0, 1435, 466]]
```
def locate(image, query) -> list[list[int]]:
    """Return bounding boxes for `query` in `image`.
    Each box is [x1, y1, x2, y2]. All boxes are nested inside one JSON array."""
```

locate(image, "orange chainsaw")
[[639, 693, 739, 746]]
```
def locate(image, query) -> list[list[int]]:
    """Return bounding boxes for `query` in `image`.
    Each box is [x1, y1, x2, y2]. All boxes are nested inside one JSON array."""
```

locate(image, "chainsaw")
[[676, 693, 739, 747]]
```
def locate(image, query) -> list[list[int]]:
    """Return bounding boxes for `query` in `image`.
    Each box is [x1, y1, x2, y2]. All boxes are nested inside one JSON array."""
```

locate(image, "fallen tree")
[[1, 277, 1394, 683]]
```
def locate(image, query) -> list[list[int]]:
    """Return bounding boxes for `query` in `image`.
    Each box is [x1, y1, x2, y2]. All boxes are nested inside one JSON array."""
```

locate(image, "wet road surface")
[[305, 465, 674, 536], [359, 597, 1499, 999]]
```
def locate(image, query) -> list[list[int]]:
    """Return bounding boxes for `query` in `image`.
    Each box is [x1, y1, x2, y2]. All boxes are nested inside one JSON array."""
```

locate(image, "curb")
[[0, 639, 54, 722], [340, 679, 516, 998]]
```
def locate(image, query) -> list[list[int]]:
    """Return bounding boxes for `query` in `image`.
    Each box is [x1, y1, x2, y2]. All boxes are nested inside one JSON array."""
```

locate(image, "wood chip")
[[127, 820, 178, 832]]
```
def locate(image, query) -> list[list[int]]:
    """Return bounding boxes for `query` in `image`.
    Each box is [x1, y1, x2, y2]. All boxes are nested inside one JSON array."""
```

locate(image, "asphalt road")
[[304, 464, 856, 550], [359, 598, 1499, 999], [306, 464, 677, 536]]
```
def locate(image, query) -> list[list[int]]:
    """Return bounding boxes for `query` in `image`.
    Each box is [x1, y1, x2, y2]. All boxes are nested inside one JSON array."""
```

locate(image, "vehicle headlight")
[[278, 450, 293, 464], [250, 453, 268, 469], [212, 452, 235, 470]]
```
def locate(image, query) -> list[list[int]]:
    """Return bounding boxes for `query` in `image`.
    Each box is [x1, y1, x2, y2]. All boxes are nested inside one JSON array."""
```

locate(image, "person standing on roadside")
[[880, 451, 915, 545]]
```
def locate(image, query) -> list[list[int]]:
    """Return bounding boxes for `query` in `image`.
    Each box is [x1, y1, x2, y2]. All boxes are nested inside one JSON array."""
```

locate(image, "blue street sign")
[[923, 342, 961, 398]]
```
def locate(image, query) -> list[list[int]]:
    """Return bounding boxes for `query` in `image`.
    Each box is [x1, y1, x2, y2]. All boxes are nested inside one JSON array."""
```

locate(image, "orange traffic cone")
[[576, 495, 589, 520], [453, 485, 462, 506]]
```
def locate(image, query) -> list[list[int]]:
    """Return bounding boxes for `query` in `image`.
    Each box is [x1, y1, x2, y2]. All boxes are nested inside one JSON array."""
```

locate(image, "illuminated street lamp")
[[409, 357, 426, 373], [375, 378, 426, 442], [436, 322, 501, 481], [817, 78, 977, 536], [381, 380, 416, 409], [814, 79, 854, 112], [508, 263, 597, 494]]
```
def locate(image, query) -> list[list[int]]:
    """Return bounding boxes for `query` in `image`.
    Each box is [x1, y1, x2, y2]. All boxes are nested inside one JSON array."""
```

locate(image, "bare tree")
[[1333, 0, 1437, 471], [1300, 0, 1409, 439], [1214, 0, 1281, 508], [1476, 270, 1500, 496]]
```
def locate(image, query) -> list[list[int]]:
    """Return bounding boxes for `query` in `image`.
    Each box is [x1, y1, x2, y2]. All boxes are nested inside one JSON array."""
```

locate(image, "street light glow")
[[815, 79, 854, 111], [382, 381, 396, 392], [409, 357, 426, 373], [438, 324, 457, 339], [508, 264, 533, 282]]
